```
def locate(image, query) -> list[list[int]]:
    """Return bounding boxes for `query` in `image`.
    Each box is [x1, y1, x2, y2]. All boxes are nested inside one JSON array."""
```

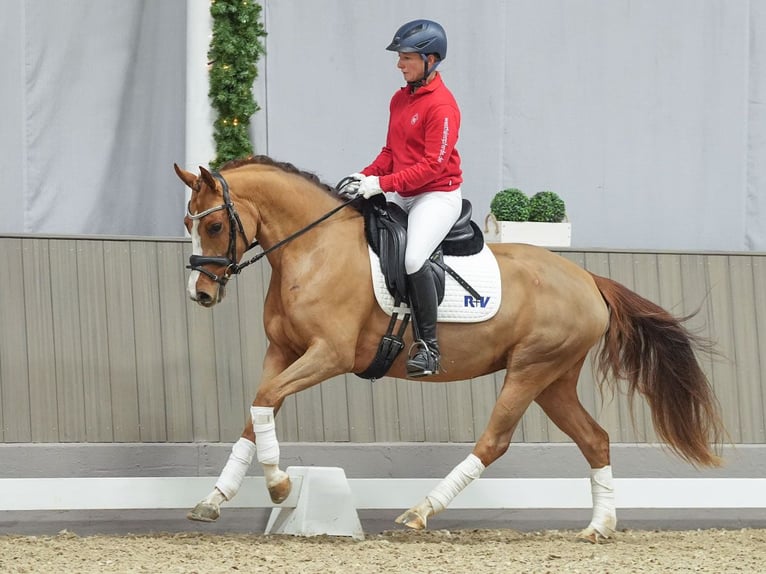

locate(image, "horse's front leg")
[[188, 340, 349, 522], [187, 410, 287, 522], [187, 343, 295, 522], [251, 340, 350, 504]]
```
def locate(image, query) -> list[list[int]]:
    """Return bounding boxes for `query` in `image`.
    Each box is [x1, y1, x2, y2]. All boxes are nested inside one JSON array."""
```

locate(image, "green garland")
[[208, 0, 267, 169]]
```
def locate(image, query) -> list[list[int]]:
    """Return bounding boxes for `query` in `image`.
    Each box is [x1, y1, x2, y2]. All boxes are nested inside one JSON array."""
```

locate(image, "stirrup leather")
[[406, 340, 440, 377]]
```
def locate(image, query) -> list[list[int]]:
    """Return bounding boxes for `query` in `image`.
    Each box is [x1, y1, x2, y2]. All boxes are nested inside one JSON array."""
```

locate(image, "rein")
[[187, 171, 356, 285]]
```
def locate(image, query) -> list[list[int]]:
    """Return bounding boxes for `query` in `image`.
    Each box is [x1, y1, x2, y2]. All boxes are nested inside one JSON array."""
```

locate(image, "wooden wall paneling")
[[234, 263, 269, 431], [4, 237, 766, 450], [345, 375, 375, 443], [751, 257, 766, 442], [446, 380, 476, 443], [469, 374, 497, 442], [76, 240, 113, 441], [129, 242, 167, 442], [102, 241, 141, 442], [520, 402, 550, 443], [704, 255, 741, 442], [157, 242, 194, 442], [320, 375, 351, 441], [0, 239, 30, 441], [48, 240, 86, 442], [727, 256, 763, 442], [183, 243, 221, 442], [421, 377, 450, 442], [209, 280, 247, 442], [678, 254, 716, 380], [23, 240, 60, 441], [372, 376, 401, 441], [294, 385, 325, 442], [394, 378, 425, 442]]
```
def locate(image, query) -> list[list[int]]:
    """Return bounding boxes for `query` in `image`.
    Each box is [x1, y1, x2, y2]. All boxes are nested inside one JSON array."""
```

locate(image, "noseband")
[[186, 171, 257, 286], [187, 171, 356, 287]]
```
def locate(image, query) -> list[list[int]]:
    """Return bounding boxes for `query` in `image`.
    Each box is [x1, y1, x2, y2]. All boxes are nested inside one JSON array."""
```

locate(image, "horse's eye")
[[209, 222, 223, 235]]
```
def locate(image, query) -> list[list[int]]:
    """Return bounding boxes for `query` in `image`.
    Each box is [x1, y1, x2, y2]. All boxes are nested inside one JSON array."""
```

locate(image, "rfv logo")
[[464, 295, 491, 308]]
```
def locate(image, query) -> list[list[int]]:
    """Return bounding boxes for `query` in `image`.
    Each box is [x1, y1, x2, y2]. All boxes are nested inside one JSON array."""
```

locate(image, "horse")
[[174, 155, 724, 542]]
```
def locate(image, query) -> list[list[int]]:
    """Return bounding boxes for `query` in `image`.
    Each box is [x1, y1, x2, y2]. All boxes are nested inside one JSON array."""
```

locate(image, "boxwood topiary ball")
[[490, 188, 530, 221], [528, 191, 566, 223]]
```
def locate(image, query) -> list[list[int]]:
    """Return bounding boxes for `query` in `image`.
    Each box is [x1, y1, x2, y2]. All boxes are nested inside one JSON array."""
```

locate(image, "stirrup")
[[406, 340, 440, 377]]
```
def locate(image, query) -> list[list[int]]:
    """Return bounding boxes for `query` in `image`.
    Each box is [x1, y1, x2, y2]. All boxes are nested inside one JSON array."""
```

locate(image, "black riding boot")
[[406, 263, 441, 377]]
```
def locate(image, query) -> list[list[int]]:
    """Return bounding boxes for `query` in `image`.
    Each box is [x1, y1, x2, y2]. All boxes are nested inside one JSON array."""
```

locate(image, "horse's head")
[[175, 164, 254, 307]]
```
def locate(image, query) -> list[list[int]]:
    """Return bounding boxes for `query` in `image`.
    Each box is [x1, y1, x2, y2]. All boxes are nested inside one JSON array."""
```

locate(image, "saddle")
[[356, 194, 485, 380], [362, 194, 484, 304]]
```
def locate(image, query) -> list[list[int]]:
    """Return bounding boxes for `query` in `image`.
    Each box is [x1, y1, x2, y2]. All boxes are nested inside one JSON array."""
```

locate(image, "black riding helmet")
[[386, 19, 447, 87]]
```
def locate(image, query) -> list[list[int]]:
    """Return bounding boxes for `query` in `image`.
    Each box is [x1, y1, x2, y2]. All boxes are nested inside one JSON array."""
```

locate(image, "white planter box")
[[483, 215, 572, 247]]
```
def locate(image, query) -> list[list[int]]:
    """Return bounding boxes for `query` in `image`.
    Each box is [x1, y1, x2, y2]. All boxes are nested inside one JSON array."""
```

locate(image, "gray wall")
[[0, 0, 187, 236], [2, 1, 765, 251], [0, 235, 763, 447], [257, 0, 766, 251]]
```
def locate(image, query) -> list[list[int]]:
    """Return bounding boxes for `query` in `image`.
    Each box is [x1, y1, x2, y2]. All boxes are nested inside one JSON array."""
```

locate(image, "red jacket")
[[362, 73, 462, 197]]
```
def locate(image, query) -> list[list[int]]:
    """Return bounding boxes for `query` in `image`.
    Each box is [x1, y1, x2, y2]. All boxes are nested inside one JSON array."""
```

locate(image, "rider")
[[346, 19, 463, 378]]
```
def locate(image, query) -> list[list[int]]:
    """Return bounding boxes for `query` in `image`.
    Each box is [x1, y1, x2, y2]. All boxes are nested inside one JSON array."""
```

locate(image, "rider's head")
[[386, 19, 447, 88]]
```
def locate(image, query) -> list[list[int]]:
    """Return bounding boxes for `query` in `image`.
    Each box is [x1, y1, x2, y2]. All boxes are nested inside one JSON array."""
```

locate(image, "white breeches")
[[388, 188, 463, 274]]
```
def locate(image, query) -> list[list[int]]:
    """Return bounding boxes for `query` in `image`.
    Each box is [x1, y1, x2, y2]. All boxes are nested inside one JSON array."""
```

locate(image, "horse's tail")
[[590, 273, 724, 467]]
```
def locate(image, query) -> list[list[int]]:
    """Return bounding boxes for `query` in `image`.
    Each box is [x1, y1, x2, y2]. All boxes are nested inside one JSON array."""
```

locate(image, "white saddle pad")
[[369, 244, 501, 323]]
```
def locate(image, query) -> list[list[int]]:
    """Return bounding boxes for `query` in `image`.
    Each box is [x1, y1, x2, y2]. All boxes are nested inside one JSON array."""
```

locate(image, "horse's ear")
[[198, 166, 219, 194], [174, 163, 198, 189]]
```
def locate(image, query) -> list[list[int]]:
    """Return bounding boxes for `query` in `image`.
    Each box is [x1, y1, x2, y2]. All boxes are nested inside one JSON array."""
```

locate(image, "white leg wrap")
[[214, 437, 256, 500], [251, 406, 280, 465], [426, 454, 485, 514], [587, 465, 617, 537]]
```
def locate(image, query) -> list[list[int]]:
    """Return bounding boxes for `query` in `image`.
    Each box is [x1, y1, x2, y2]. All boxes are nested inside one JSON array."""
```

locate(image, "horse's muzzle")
[[194, 290, 217, 307]]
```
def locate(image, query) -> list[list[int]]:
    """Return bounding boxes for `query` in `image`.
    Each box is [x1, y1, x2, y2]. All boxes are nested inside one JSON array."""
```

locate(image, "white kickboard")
[[265, 466, 364, 540]]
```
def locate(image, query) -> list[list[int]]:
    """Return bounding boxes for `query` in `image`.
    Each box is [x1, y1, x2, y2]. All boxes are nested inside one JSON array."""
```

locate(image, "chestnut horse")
[[174, 156, 723, 542]]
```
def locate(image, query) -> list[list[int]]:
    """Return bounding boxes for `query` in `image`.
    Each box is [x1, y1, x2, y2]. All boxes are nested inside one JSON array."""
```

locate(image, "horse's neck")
[[237, 171, 348, 267]]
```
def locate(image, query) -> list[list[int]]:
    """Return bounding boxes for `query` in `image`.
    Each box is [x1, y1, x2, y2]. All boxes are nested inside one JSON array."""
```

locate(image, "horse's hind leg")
[[396, 367, 544, 530], [534, 357, 616, 542]]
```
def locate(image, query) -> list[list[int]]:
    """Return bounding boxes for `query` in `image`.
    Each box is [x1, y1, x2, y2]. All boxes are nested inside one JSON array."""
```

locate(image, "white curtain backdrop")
[[255, 0, 766, 251], [2, 0, 764, 251], [0, 0, 187, 236]]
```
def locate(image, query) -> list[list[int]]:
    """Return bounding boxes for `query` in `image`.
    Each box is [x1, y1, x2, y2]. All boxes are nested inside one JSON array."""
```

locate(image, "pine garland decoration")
[[208, 0, 267, 168]]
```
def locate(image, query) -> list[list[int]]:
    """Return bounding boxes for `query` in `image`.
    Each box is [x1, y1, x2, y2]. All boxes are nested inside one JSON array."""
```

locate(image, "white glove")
[[337, 172, 364, 197], [358, 175, 384, 199]]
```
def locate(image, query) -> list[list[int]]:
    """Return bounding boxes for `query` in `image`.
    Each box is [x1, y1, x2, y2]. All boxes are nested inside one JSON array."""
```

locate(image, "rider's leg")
[[406, 263, 441, 376], [396, 189, 462, 377]]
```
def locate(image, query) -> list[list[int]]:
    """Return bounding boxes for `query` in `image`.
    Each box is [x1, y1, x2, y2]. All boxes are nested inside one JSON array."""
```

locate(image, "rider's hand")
[[337, 173, 364, 197], [358, 175, 384, 199]]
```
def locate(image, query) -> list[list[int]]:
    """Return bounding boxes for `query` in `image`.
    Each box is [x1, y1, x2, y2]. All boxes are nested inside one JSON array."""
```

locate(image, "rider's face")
[[397, 52, 432, 84]]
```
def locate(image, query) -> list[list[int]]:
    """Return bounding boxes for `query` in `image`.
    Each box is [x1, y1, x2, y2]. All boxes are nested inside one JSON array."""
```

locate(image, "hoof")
[[576, 526, 612, 544], [187, 502, 220, 523], [395, 509, 427, 530], [268, 474, 292, 504]]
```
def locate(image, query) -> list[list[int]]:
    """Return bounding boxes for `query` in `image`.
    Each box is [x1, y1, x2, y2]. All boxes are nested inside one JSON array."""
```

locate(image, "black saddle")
[[353, 194, 484, 381], [362, 194, 484, 304]]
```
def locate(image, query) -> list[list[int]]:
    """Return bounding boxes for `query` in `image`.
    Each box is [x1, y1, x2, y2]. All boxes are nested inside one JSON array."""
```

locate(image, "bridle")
[[186, 171, 356, 287]]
